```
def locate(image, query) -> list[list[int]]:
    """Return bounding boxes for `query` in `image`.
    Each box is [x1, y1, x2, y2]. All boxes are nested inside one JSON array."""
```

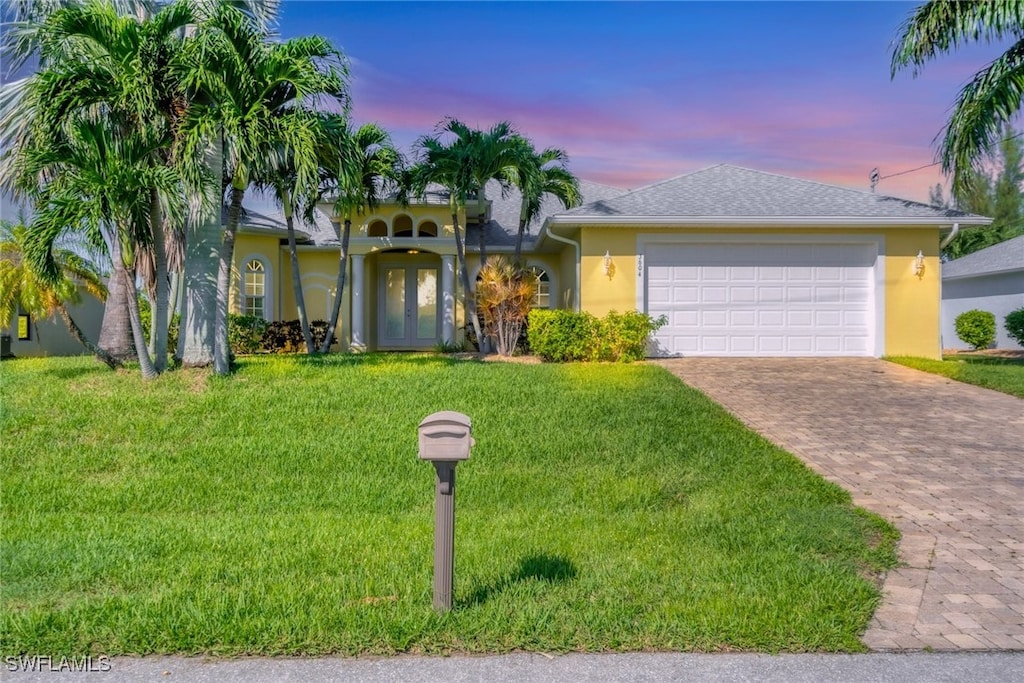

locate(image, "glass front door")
[[378, 259, 440, 348]]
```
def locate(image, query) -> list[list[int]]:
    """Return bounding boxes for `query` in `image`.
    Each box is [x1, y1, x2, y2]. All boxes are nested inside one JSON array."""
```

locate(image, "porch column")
[[441, 254, 455, 345], [350, 254, 366, 351]]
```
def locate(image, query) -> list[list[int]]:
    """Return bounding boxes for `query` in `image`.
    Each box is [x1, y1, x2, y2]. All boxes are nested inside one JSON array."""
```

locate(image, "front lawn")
[[886, 354, 1024, 398], [0, 355, 896, 656]]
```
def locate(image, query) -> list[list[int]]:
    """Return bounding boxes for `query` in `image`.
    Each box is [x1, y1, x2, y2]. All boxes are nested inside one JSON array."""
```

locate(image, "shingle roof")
[[942, 234, 1024, 279], [556, 164, 987, 222], [232, 187, 338, 244], [466, 178, 626, 248]]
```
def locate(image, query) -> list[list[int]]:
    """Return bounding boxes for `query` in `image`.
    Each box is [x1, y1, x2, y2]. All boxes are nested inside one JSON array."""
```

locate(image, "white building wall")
[[941, 272, 1024, 350]]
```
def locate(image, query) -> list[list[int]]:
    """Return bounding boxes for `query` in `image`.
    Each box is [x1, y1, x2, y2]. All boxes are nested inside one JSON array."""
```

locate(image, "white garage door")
[[646, 242, 876, 357]]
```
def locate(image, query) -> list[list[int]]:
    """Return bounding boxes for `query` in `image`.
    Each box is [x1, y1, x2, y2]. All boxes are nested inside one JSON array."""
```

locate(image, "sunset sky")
[[279, 0, 1017, 203]]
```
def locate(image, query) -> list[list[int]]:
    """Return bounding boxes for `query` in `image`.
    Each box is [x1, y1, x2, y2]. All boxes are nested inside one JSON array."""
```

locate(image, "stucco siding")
[[941, 272, 1024, 350], [4, 291, 104, 358]]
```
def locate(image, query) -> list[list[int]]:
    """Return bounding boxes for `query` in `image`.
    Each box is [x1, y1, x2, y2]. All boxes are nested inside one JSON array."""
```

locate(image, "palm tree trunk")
[[283, 189, 314, 354], [320, 217, 350, 353], [56, 303, 120, 370], [452, 210, 485, 352], [477, 194, 488, 270], [149, 187, 169, 372], [120, 256, 158, 380], [215, 185, 245, 375], [180, 135, 221, 367], [98, 258, 136, 361], [514, 216, 527, 264]]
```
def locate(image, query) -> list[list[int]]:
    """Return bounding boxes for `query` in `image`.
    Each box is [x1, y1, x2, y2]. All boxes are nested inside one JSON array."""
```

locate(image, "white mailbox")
[[418, 411, 474, 462]]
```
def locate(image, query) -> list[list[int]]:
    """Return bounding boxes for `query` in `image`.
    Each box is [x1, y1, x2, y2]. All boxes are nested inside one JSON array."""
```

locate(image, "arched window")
[[418, 220, 438, 237], [367, 219, 388, 237], [243, 259, 267, 317], [529, 267, 551, 309], [393, 214, 413, 237]]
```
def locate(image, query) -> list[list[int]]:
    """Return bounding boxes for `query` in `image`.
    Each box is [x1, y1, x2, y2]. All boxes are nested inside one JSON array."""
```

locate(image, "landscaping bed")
[[1, 355, 896, 656]]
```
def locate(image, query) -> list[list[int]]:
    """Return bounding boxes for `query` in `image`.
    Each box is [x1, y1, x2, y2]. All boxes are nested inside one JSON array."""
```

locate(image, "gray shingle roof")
[[466, 178, 626, 248], [942, 234, 1024, 279], [557, 164, 987, 222], [232, 187, 339, 244]]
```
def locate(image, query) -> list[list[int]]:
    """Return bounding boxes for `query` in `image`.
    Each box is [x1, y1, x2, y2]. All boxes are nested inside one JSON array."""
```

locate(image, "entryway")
[[377, 255, 441, 349]]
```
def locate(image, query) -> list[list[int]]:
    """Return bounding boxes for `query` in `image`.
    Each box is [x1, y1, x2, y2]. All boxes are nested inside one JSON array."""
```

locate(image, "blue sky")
[[277, 0, 1015, 202]]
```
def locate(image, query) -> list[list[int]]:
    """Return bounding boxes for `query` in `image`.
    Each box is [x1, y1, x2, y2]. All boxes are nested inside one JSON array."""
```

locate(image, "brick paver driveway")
[[656, 358, 1024, 651]]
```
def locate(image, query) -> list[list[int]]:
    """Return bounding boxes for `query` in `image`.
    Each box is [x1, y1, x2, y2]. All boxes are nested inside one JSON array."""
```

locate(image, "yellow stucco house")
[[230, 164, 989, 358]]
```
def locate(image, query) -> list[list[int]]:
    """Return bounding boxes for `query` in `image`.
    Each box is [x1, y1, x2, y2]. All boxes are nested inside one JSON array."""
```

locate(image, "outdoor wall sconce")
[[603, 250, 614, 279], [913, 250, 925, 278]]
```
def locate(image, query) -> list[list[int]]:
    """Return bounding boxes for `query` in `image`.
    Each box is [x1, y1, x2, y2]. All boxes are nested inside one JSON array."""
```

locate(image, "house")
[[229, 164, 990, 358], [941, 234, 1024, 350], [1, 285, 105, 359]]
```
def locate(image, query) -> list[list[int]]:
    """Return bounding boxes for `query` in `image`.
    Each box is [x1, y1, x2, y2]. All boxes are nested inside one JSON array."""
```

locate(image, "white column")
[[441, 254, 455, 345], [351, 254, 366, 351]]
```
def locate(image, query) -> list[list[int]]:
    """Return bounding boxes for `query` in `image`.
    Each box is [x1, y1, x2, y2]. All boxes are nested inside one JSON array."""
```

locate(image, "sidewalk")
[[6, 652, 1024, 682]]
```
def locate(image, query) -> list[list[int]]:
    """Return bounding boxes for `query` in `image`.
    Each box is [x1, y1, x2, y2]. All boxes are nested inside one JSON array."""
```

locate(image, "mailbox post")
[[418, 411, 474, 612]]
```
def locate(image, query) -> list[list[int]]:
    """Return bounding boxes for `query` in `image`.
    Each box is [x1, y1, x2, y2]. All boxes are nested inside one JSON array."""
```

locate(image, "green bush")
[[528, 309, 665, 363], [229, 314, 269, 355], [1005, 307, 1024, 347], [954, 309, 996, 350], [528, 310, 599, 362]]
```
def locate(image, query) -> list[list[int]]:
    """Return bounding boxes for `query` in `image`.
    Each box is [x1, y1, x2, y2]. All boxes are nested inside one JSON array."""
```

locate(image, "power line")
[[871, 130, 1024, 190]]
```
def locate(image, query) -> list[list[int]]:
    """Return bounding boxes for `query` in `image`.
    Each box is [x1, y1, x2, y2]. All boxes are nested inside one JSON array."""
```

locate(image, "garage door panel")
[[647, 242, 875, 357]]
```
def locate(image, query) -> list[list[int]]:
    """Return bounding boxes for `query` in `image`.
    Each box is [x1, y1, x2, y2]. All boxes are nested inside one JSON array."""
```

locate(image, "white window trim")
[[525, 261, 557, 309], [240, 254, 273, 320]]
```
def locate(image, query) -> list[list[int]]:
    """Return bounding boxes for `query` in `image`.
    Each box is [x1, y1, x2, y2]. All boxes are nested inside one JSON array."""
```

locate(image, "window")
[[393, 214, 413, 237], [530, 267, 551, 309], [243, 260, 266, 317], [418, 220, 438, 237], [17, 313, 30, 340], [367, 219, 388, 237]]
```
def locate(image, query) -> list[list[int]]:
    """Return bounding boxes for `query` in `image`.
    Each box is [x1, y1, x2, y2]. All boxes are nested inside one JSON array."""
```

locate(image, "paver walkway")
[[656, 358, 1024, 651]]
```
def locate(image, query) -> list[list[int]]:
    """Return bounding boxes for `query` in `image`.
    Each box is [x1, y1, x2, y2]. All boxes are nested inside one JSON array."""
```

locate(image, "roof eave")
[[546, 215, 992, 227]]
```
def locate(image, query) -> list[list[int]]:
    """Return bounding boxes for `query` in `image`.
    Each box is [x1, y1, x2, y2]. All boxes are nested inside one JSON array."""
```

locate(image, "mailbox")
[[418, 411, 474, 462]]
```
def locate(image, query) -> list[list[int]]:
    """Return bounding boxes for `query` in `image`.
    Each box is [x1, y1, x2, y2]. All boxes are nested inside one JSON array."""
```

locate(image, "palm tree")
[[0, 220, 118, 368], [16, 116, 182, 379], [412, 119, 520, 351], [317, 118, 403, 352], [176, 2, 346, 374], [2, 0, 198, 373], [891, 1, 1024, 195], [510, 139, 581, 262]]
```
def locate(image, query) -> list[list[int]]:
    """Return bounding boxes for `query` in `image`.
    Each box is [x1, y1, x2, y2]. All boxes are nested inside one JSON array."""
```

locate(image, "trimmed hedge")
[[528, 309, 665, 363], [228, 314, 269, 355], [1005, 307, 1024, 347], [954, 309, 996, 350]]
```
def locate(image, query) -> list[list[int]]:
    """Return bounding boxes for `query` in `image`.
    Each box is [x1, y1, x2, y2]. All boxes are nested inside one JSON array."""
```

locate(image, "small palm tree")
[[475, 255, 537, 357], [316, 117, 403, 352], [0, 221, 117, 368], [510, 138, 581, 262], [891, 1, 1024, 195]]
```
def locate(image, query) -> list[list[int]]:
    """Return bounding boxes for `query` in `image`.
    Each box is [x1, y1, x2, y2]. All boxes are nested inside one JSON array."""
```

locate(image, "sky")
[[274, 0, 1017, 203]]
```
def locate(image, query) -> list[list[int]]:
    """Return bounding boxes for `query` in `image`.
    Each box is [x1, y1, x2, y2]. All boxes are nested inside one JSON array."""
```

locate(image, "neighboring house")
[[941, 234, 1024, 351], [230, 164, 991, 358], [1, 285, 105, 358]]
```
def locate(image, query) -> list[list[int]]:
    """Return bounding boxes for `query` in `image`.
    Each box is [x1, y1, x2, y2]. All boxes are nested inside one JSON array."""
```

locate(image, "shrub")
[[476, 257, 537, 356], [310, 320, 330, 351], [954, 309, 996, 350], [229, 314, 269, 355], [597, 311, 668, 362], [528, 309, 598, 362], [1005, 307, 1024, 347], [528, 309, 664, 363], [259, 319, 327, 353]]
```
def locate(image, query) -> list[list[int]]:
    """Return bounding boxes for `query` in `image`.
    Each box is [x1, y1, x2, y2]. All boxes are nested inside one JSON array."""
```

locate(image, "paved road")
[[5, 652, 1024, 683], [656, 358, 1024, 651]]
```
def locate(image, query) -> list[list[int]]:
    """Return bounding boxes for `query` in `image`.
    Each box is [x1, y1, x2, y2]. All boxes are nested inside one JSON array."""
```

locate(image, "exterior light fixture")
[[603, 250, 613, 278], [913, 250, 925, 277]]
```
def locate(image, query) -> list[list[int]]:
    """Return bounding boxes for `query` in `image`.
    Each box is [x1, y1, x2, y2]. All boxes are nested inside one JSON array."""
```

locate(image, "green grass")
[[886, 354, 1024, 398], [0, 354, 897, 656]]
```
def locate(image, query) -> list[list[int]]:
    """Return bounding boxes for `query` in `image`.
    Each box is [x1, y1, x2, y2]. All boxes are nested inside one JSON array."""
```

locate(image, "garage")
[[644, 241, 878, 357]]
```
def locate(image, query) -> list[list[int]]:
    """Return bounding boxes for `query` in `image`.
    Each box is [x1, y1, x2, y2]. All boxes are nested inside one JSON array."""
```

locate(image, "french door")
[[378, 258, 440, 348]]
